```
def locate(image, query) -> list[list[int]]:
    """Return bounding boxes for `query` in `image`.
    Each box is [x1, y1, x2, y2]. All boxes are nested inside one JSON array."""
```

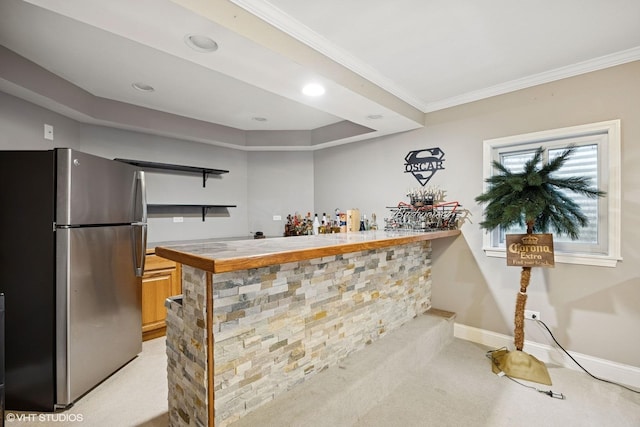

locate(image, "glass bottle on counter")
[[313, 213, 320, 235], [370, 213, 378, 230], [320, 212, 327, 233]]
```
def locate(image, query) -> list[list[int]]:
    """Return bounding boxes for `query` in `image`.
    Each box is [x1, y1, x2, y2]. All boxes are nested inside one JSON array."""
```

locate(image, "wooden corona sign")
[[506, 234, 555, 267]]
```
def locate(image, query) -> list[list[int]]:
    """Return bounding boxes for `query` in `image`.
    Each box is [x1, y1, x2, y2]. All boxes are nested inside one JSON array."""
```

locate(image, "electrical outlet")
[[273, 215, 282, 221], [524, 310, 540, 321], [173, 216, 184, 223]]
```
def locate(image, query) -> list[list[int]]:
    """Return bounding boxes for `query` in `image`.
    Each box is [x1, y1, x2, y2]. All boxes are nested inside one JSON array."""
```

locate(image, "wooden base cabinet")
[[141, 253, 181, 341]]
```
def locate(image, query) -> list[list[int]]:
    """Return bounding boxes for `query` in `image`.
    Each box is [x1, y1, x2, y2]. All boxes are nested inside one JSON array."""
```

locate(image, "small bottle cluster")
[[283, 209, 378, 236]]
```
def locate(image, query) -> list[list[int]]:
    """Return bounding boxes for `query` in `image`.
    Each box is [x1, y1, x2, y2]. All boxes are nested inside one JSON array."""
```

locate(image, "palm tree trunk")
[[514, 221, 534, 351], [514, 267, 531, 350]]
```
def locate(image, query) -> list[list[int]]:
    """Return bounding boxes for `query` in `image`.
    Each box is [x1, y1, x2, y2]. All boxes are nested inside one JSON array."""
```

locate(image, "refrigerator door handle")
[[132, 170, 147, 277], [133, 223, 147, 277], [134, 170, 148, 224]]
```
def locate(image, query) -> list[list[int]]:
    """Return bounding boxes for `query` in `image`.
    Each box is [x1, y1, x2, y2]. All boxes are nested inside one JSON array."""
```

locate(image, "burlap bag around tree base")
[[490, 349, 552, 386]]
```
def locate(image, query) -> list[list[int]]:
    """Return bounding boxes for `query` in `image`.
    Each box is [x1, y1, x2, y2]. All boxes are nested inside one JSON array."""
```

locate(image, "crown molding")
[[230, 1, 640, 115], [423, 46, 640, 112]]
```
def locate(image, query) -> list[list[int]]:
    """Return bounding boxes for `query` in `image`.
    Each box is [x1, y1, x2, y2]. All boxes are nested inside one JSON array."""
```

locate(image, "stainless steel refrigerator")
[[0, 148, 147, 411]]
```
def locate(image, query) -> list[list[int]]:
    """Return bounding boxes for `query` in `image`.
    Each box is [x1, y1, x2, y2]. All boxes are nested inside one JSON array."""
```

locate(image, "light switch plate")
[[44, 124, 54, 140]]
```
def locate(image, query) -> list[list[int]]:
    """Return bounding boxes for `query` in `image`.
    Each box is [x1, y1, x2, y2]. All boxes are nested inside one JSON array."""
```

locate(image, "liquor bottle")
[[370, 213, 378, 230], [313, 213, 320, 235]]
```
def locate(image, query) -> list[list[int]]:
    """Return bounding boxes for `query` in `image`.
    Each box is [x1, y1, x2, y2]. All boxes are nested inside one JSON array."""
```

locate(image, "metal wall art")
[[404, 147, 445, 186]]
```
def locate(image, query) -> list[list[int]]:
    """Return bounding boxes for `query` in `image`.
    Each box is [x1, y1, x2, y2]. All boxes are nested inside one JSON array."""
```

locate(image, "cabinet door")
[[141, 269, 175, 338], [141, 254, 182, 340]]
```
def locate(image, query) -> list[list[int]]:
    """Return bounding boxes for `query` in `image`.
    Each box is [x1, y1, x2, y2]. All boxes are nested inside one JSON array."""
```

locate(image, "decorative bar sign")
[[404, 147, 445, 186], [506, 234, 555, 267]]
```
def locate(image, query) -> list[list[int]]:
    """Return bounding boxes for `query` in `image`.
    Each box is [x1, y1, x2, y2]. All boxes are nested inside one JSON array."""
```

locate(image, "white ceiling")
[[1, 0, 639, 150]]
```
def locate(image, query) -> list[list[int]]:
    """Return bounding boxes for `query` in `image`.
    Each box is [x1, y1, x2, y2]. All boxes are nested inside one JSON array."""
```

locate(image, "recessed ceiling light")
[[252, 117, 267, 122], [302, 83, 325, 97], [132, 82, 155, 92], [367, 114, 384, 120], [184, 34, 219, 53]]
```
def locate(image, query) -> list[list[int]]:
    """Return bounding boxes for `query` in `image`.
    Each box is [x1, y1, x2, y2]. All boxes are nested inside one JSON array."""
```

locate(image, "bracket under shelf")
[[147, 204, 237, 221], [114, 158, 229, 187]]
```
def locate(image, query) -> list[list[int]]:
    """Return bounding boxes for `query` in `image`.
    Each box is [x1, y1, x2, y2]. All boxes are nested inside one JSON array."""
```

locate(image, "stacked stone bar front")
[[213, 242, 431, 425], [158, 230, 460, 426], [166, 266, 209, 426]]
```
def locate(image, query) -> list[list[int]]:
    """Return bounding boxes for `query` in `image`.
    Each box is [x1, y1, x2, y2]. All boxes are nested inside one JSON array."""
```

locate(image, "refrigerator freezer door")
[[56, 149, 140, 226], [56, 226, 142, 407]]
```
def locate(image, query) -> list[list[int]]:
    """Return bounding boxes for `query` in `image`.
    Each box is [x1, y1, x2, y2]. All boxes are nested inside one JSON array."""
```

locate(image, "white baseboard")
[[454, 323, 640, 390]]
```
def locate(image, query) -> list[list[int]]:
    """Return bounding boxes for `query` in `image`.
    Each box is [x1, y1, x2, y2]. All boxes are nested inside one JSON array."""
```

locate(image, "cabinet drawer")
[[145, 254, 176, 271]]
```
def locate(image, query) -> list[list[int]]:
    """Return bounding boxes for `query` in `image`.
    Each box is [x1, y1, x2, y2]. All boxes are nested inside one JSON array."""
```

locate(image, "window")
[[481, 120, 621, 267]]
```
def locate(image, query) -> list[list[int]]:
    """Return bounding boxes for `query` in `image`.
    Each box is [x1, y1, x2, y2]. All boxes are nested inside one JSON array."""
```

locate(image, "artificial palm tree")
[[475, 145, 605, 384]]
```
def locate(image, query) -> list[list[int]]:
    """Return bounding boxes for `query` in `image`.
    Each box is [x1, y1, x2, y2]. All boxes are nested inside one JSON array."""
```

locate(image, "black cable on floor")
[[535, 319, 640, 394]]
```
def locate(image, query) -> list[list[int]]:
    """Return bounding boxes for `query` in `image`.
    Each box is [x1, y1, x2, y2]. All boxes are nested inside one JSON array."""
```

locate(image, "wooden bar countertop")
[[155, 229, 460, 274]]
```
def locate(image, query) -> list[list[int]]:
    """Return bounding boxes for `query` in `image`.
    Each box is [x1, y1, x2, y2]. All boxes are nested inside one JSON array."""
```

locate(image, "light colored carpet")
[[6, 337, 169, 427], [355, 339, 640, 427], [6, 320, 640, 427]]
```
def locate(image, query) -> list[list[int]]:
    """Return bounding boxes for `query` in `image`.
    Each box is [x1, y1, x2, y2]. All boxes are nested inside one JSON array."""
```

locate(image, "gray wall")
[[315, 61, 640, 367], [0, 91, 80, 150], [2, 60, 638, 368], [247, 151, 314, 237]]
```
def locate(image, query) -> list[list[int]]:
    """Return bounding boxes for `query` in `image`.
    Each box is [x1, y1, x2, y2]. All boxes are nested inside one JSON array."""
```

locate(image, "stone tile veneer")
[[166, 240, 433, 426], [217, 241, 432, 425], [166, 266, 209, 427]]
